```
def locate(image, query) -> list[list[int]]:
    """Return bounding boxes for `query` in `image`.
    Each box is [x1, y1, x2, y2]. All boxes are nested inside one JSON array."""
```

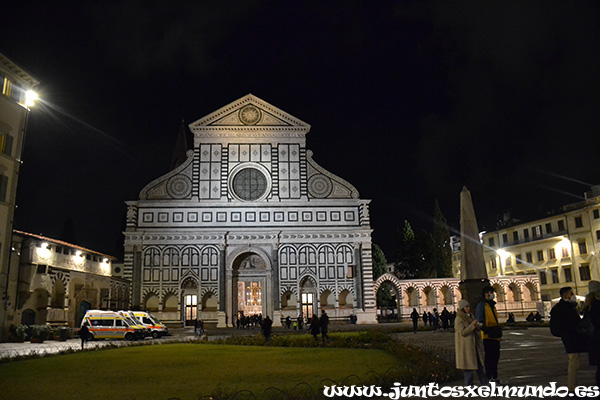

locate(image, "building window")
[[524, 229, 530, 240], [564, 267, 572, 283], [0, 174, 8, 203], [347, 265, 354, 278], [551, 269, 559, 284], [575, 216, 583, 228], [579, 264, 591, 281], [537, 250, 544, 262], [558, 220, 565, 231], [513, 231, 519, 243], [562, 246, 569, 258], [539, 270, 547, 285], [489, 237, 495, 247], [579, 241, 588, 255], [516, 254, 522, 264], [526, 252, 533, 263], [501, 234, 508, 245], [490, 258, 497, 269], [548, 248, 556, 260], [0, 134, 13, 156], [532, 226, 542, 239], [36, 265, 47, 274], [596, 230, 600, 241], [505, 256, 511, 266], [594, 209, 599, 219], [545, 223, 552, 234]]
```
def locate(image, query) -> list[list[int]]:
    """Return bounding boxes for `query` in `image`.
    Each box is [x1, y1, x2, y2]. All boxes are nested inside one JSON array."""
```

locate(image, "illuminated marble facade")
[[124, 94, 377, 327]]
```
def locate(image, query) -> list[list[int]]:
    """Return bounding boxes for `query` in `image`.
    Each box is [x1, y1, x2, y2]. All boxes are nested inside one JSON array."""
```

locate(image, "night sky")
[[2, 2, 600, 260]]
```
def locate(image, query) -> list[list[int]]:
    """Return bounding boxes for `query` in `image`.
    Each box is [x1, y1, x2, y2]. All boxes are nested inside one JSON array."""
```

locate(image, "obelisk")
[[458, 186, 490, 310]]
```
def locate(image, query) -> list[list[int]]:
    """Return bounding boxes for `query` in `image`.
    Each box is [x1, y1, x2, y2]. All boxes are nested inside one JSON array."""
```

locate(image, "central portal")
[[237, 281, 263, 315], [232, 252, 269, 320]]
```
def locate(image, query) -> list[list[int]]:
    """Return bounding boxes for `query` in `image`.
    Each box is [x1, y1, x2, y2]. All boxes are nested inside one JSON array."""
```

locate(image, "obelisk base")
[[459, 278, 490, 312]]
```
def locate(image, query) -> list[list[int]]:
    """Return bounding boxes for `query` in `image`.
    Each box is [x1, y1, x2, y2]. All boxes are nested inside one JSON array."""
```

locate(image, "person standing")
[[410, 308, 420, 333], [422, 311, 428, 328], [583, 280, 600, 387], [310, 314, 320, 340], [455, 299, 489, 386], [79, 324, 90, 350], [320, 309, 330, 341], [261, 316, 273, 342], [297, 314, 304, 331], [441, 307, 451, 331], [550, 286, 588, 392], [476, 285, 502, 383], [432, 309, 439, 331]]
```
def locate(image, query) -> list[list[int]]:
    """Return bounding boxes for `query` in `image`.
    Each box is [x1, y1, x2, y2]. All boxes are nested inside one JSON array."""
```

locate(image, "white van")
[[81, 310, 144, 340], [129, 311, 168, 338]]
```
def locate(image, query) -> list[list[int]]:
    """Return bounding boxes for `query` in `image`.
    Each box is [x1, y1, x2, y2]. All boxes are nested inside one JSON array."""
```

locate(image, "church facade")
[[123, 95, 376, 327]]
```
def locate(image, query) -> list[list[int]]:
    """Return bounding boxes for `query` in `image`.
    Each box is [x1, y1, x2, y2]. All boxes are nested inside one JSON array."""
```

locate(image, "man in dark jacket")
[[320, 309, 330, 341], [410, 308, 420, 333], [550, 286, 588, 392], [261, 316, 273, 342], [79, 324, 90, 349], [476, 285, 502, 383]]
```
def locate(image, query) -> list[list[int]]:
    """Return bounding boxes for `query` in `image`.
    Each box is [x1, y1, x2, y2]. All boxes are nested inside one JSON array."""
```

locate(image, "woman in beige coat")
[[455, 299, 489, 386]]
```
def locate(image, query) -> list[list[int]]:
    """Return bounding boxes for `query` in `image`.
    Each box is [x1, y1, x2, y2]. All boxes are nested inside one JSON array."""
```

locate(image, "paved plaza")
[[395, 326, 597, 389]]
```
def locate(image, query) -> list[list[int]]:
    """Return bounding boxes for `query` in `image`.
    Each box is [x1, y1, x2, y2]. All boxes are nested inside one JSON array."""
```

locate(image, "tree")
[[395, 220, 422, 278], [372, 244, 394, 308], [432, 199, 453, 278], [372, 244, 388, 280]]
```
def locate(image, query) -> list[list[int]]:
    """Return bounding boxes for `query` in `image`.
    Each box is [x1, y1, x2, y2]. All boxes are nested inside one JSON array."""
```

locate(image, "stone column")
[[271, 244, 282, 326], [218, 244, 226, 312], [219, 269, 231, 328]]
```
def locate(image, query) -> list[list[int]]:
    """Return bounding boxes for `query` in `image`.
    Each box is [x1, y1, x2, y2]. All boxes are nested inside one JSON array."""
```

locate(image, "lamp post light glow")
[[25, 89, 38, 108]]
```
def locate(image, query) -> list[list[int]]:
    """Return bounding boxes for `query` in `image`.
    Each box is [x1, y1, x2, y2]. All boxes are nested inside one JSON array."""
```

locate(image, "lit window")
[[562, 246, 569, 258]]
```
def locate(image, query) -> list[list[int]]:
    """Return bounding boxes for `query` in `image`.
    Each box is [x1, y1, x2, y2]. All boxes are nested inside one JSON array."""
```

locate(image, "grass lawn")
[[0, 343, 401, 400]]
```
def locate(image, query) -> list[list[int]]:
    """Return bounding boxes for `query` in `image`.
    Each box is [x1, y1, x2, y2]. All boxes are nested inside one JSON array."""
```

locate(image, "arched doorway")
[[181, 277, 199, 326], [77, 300, 91, 327], [376, 281, 399, 322], [299, 276, 317, 319], [22, 309, 35, 326], [233, 252, 268, 319]]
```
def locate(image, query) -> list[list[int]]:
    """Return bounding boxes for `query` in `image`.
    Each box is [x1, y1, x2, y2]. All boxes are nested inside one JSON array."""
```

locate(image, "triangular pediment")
[[189, 94, 311, 131]]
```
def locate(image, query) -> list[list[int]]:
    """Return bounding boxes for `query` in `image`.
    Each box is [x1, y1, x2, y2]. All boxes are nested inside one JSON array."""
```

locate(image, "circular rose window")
[[231, 167, 269, 201]]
